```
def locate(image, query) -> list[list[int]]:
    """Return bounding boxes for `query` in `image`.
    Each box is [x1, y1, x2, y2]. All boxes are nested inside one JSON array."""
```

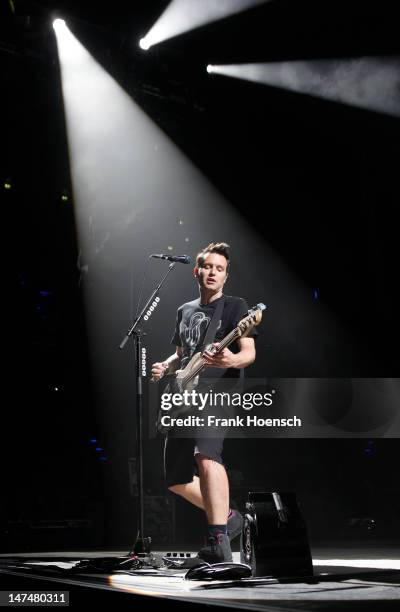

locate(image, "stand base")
[[132, 535, 152, 555]]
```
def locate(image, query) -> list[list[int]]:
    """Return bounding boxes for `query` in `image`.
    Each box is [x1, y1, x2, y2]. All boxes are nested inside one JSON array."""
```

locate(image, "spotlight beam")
[[139, 0, 269, 49], [206, 57, 400, 118]]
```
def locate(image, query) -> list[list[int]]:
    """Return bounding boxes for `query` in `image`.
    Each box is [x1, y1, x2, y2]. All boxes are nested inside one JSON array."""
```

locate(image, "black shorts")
[[164, 435, 225, 488]]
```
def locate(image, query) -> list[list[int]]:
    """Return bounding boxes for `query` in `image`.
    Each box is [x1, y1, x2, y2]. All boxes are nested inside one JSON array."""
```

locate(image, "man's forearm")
[[232, 348, 256, 369], [163, 352, 181, 373]]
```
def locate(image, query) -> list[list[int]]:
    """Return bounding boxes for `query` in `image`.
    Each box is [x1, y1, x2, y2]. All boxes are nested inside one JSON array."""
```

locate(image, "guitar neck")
[[183, 328, 240, 385], [216, 328, 239, 352]]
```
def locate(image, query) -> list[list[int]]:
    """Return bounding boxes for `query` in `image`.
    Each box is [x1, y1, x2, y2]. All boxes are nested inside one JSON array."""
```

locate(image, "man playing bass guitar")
[[151, 242, 257, 563]]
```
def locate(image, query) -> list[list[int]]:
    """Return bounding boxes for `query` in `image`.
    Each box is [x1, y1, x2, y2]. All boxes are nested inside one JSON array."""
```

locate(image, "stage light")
[[206, 57, 400, 118], [139, 0, 268, 49], [206, 65, 213, 74], [53, 18, 66, 31], [4, 180, 12, 190], [139, 37, 151, 51]]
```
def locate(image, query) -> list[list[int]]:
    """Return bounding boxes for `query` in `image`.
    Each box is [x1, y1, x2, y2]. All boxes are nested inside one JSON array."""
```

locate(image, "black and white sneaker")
[[198, 533, 233, 563]]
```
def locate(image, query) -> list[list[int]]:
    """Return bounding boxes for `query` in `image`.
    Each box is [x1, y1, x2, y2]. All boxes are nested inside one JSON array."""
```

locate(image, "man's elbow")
[[248, 348, 256, 365], [241, 347, 256, 367]]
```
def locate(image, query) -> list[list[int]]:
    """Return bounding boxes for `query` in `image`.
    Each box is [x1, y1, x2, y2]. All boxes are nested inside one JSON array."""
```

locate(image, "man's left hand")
[[203, 343, 238, 368]]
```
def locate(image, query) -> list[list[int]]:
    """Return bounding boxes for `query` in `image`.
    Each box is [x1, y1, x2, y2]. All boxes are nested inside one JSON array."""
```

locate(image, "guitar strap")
[[199, 295, 225, 352]]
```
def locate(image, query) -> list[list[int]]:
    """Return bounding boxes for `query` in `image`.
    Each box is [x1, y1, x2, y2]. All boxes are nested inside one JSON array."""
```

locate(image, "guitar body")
[[156, 360, 200, 434], [175, 352, 203, 392]]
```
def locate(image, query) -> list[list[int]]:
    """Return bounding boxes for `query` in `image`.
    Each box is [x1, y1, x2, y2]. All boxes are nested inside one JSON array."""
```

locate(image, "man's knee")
[[195, 453, 217, 473]]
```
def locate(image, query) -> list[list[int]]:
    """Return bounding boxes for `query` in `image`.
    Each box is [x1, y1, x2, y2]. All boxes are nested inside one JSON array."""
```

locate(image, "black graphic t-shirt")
[[171, 294, 258, 379]]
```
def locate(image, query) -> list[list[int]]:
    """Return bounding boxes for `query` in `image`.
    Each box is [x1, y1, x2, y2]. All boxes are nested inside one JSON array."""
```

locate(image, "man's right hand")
[[151, 362, 169, 381]]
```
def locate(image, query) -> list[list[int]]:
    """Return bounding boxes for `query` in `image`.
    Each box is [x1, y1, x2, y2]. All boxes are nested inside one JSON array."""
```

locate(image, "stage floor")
[[1, 546, 399, 610]]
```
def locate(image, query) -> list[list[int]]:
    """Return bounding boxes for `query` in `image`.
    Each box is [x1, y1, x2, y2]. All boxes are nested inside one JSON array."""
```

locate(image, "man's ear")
[[223, 272, 229, 284]]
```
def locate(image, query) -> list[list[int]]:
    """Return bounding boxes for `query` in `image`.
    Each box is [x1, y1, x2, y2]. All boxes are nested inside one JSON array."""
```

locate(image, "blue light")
[[313, 288, 319, 300], [89, 438, 97, 444], [95, 447, 103, 452], [364, 440, 375, 455]]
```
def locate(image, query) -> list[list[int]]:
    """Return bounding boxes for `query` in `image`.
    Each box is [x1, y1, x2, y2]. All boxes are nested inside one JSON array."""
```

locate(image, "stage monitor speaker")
[[240, 491, 313, 578]]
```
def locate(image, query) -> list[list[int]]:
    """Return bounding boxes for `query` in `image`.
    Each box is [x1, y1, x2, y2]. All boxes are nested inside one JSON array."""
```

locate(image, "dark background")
[[2, 0, 399, 550]]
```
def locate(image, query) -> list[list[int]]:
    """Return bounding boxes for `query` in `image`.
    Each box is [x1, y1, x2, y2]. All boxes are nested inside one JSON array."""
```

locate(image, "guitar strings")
[[180, 311, 259, 387], [182, 329, 240, 386]]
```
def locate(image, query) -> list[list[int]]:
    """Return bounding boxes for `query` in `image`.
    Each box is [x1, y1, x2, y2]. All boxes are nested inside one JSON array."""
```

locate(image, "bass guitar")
[[156, 303, 266, 433]]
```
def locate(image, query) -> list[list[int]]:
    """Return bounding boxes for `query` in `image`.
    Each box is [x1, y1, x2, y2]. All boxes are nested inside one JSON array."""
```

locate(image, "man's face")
[[195, 252, 228, 293]]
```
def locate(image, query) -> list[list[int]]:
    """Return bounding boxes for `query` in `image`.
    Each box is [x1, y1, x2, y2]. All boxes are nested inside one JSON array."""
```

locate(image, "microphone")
[[150, 253, 191, 264]]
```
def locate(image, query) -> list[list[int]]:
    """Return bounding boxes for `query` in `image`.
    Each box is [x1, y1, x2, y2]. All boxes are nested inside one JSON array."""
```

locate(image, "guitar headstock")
[[237, 303, 266, 337]]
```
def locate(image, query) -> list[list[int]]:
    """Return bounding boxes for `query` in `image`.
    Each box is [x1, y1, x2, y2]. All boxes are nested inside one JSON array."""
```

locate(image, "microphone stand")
[[119, 262, 176, 559]]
